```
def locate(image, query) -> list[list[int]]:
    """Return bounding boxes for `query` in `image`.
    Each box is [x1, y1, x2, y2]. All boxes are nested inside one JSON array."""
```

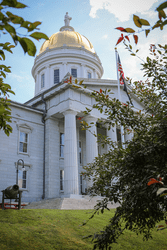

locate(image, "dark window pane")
[[54, 69, 59, 84], [88, 72, 91, 78], [18, 170, 27, 189], [71, 68, 77, 77], [19, 142, 23, 152], [116, 128, 122, 146], [60, 133, 64, 145], [60, 170, 64, 190], [23, 143, 27, 152], [41, 74, 45, 88], [60, 145, 64, 157], [22, 180, 26, 188], [23, 171, 26, 179], [20, 132, 28, 143]]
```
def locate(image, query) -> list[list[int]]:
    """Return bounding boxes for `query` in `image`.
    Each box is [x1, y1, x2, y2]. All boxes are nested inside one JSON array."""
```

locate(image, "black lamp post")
[[16, 159, 25, 185]]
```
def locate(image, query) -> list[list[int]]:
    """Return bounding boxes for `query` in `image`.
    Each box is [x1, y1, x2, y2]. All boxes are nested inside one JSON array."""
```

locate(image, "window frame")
[[71, 68, 77, 78], [60, 169, 64, 192], [88, 72, 91, 79], [79, 141, 82, 165], [80, 174, 83, 194], [60, 133, 64, 158], [41, 73, 45, 89], [54, 69, 60, 85], [17, 123, 33, 156], [18, 169, 27, 190], [19, 131, 29, 154]]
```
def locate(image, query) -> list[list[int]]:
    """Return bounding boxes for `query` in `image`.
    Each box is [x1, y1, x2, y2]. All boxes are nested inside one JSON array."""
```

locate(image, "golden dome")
[[39, 28, 95, 54]]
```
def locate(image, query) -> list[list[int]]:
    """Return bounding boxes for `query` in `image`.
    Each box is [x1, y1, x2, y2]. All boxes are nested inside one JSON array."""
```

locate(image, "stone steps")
[[24, 196, 119, 210]]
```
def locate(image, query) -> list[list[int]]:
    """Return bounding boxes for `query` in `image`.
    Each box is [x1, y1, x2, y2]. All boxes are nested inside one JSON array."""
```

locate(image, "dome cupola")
[[32, 13, 103, 96]]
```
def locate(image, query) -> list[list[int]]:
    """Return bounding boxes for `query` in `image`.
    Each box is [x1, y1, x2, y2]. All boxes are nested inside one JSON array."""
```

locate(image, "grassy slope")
[[0, 209, 167, 250]]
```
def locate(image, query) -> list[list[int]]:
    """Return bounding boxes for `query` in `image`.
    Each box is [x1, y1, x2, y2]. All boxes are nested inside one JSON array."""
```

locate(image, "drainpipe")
[[41, 93, 47, 199]]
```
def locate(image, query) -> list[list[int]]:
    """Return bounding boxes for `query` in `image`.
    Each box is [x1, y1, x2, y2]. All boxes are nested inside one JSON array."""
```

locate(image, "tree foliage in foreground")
[[82, 43, 167, 250], [80, 2, 167, 248], [0, 0, 48, 136], [116, 1, 167, 46]]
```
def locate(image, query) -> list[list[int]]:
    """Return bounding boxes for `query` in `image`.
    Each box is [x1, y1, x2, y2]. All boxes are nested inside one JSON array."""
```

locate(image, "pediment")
[[16, 123, 34, 132]]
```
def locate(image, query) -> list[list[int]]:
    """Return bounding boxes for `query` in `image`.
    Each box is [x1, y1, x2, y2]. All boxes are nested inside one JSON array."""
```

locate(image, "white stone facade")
[[0, 16, 144, 202]]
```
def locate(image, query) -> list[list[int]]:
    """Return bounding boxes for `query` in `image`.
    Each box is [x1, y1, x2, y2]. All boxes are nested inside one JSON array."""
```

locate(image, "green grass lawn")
[[0, 209, 167, 250]]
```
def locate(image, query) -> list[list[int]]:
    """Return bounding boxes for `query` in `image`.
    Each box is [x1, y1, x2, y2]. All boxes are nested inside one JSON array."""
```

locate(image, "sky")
[[2, 0, 167, 103]]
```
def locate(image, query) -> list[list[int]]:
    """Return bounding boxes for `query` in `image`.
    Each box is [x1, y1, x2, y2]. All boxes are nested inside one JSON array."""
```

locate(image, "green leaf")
[[0, 12, 4, 20], [32, 21, 42, 29], [139, 19, 150, 26], [1, 0, 16, 7], [4, 24, 16, 36], [0, 50, 5, 60], [133, 15, 142, 28], [152, 22, 161, 29], [1, 0, 27, 8], [30, 32, 49, 40], [15, 2, 27, 8], [156, 1, 167, 11], [159, 10, 166, 19], [0, 71, 6, 78], [124, 28, 135, 33], [20, 21, 32, 30], [21, 37, 36, 56], [162, 19, 167, 27], [79, 80, 84, 85], [18, 37, 27, 54], [145, 29, 150, 37], [6, 12, 24, 24]]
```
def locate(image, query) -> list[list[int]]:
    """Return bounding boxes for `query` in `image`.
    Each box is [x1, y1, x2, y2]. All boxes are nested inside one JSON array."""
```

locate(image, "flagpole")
[[115, 48, 125, 148], [115, 48, 121, 101]]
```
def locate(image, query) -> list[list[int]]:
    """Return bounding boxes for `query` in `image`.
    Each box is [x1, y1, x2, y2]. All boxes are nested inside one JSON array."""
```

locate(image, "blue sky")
[[2, 0, 167, 103]]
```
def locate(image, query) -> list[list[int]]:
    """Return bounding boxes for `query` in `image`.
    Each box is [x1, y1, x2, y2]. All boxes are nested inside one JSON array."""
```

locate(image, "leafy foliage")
[[115, 1, 167, 46], [81, 42, 167, 249], [0, 0, 49, 136]]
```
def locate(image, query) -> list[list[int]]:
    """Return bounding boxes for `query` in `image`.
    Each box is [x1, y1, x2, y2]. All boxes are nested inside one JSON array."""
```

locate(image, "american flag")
[[117, 52, 133, 105], [117, 54, 125, 86]]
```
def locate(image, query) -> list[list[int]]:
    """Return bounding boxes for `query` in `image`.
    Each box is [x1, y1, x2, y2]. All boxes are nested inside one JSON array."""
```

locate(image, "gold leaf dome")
[[39, 26, 95, 54]]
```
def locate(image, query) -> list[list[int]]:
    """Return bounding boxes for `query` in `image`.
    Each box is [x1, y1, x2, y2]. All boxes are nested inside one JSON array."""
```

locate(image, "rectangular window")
[[79, 141, 82, 164], [60, 133, 64, 157], [19, 132, 28, 153], [80, 174, 83, 194], [18, 170, 27, 189], [60, 170, 64, 191], [54, 69, 59, 85], [116, 127, 122, 146], [41, 74, 45, 88], [88, 72, 91, 79], [71, 68, 77, 78]]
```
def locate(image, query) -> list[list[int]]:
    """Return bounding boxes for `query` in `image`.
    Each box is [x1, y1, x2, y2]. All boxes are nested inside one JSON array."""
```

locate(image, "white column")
[[93, 69, 96, 79], [106, 125, 117, 151], [46, 66, 50, 88], [64, 110, 79, 195], [62, 63, 67, 80], [85, 116, 98, 164], [85, 116, 98, 188], [81, 64, 85, 78], [35, 73, 39, 96]]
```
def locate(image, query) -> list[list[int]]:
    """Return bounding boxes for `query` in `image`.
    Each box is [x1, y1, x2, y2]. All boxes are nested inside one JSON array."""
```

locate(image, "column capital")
[[84, 115, 98, 123], [63, 109, 78, 116]]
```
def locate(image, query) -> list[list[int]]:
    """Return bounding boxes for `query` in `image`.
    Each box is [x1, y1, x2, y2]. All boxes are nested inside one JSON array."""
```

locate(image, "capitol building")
[[0, 13, 143, 202]]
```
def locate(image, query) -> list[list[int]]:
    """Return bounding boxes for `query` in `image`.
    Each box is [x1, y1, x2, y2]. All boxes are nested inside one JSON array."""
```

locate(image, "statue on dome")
[[64, 12, 72, 26]]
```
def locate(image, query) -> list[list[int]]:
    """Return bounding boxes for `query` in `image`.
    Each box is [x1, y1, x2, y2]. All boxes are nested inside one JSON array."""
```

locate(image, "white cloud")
[[101, 34, 108, 39], [89, 0, 159, 22], [8, 73, 31, 83]]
